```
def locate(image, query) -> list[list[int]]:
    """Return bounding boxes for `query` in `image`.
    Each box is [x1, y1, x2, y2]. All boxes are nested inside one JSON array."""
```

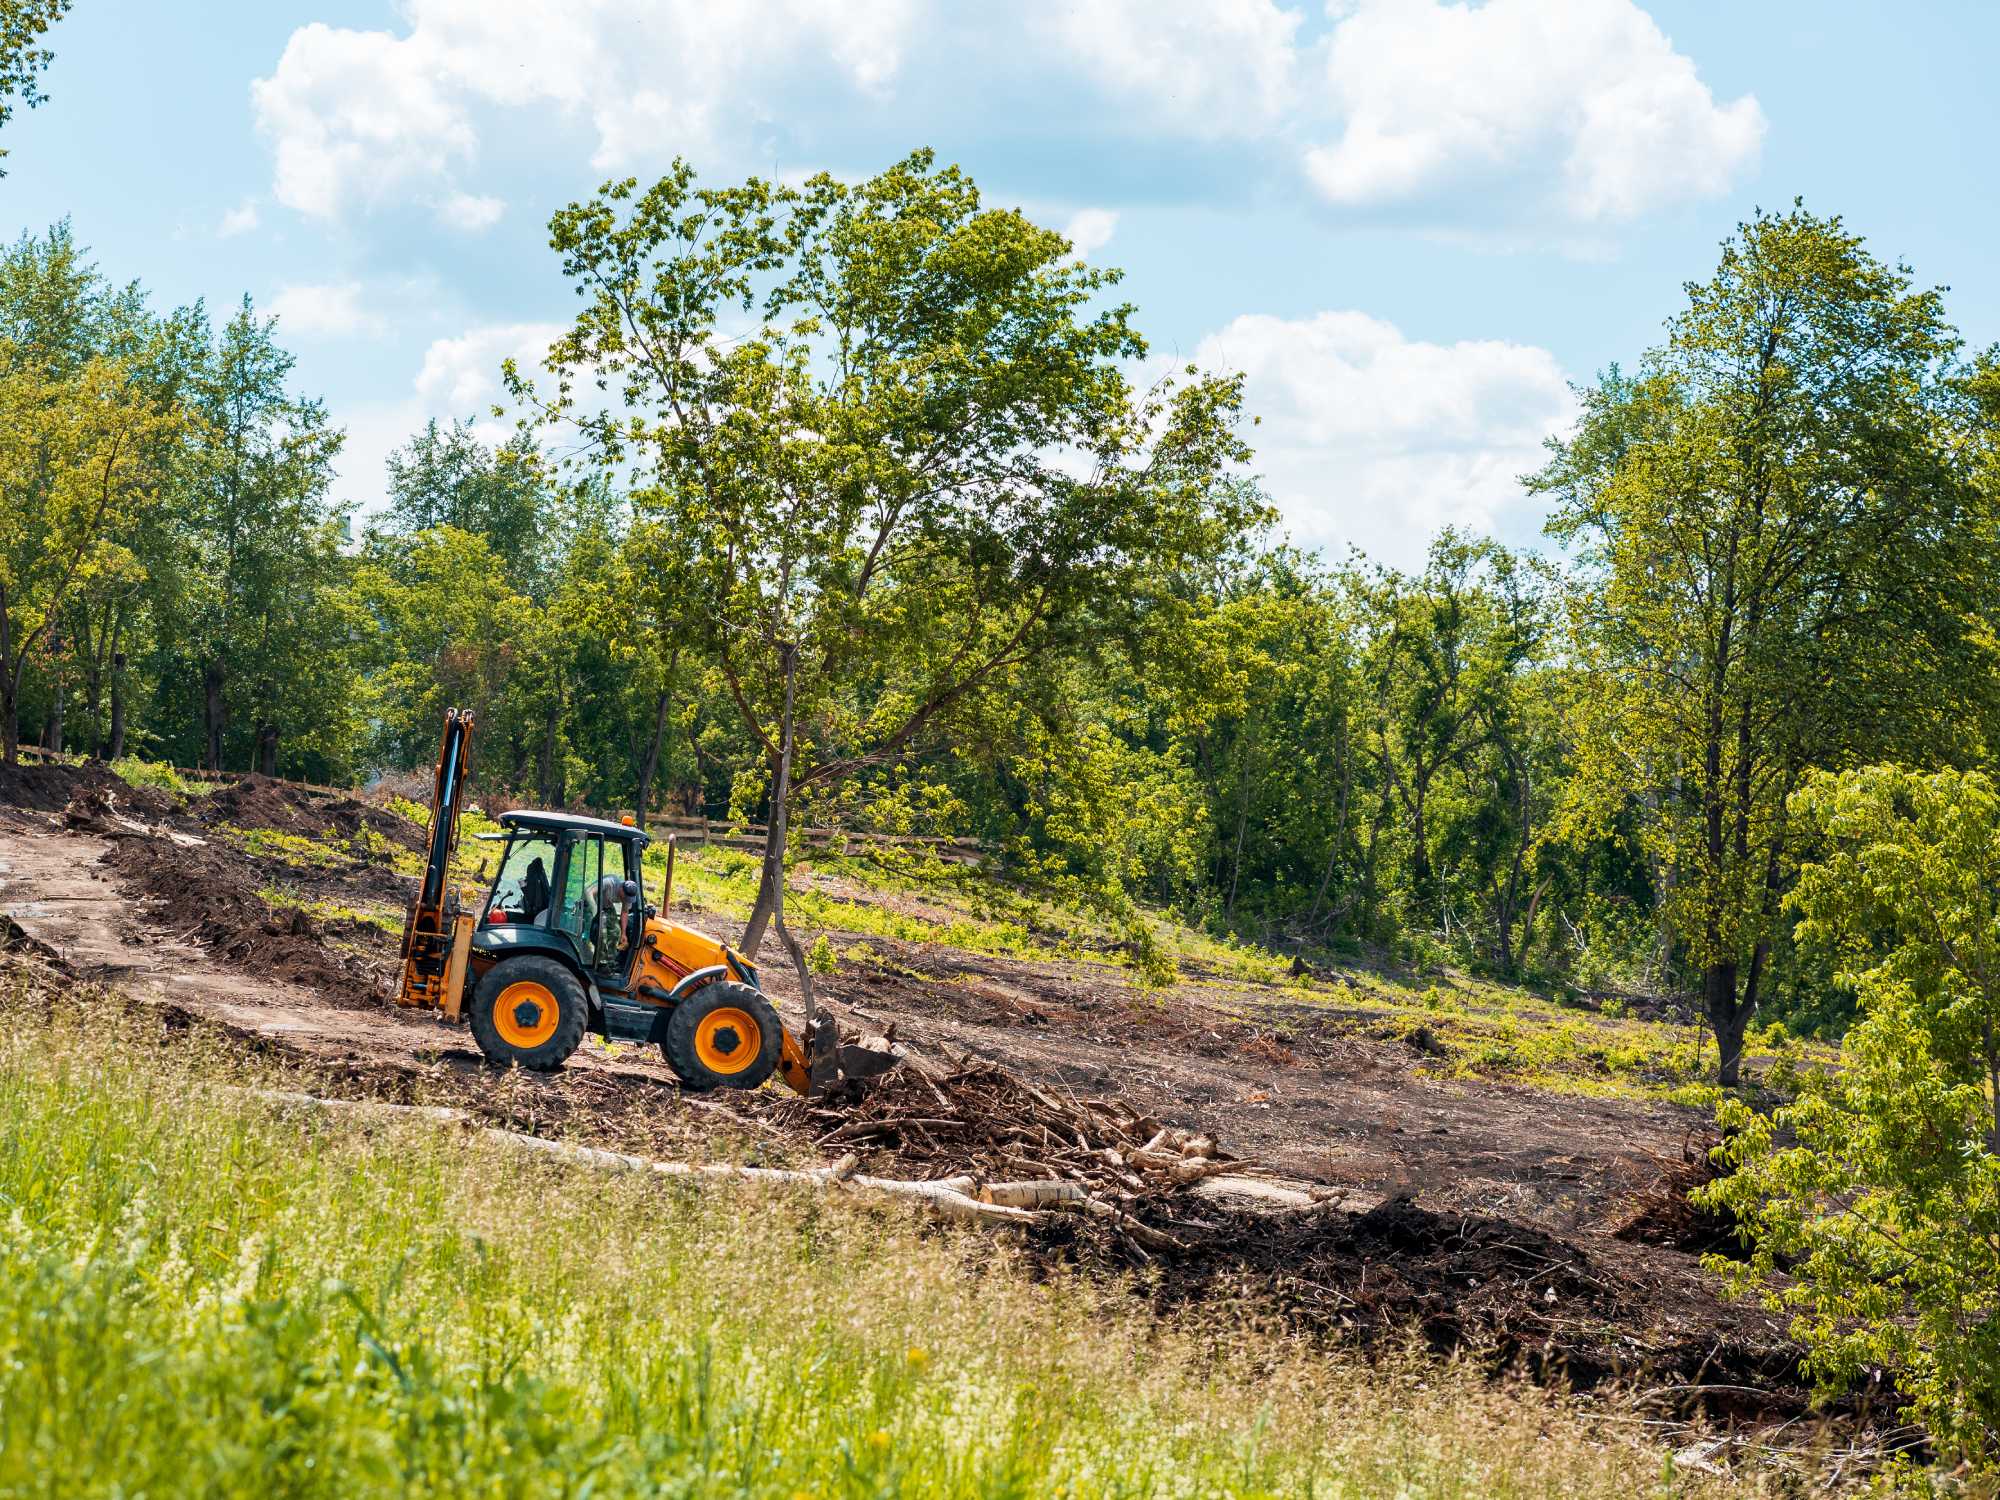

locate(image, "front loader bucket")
[[778, 1015, 900, 1097]]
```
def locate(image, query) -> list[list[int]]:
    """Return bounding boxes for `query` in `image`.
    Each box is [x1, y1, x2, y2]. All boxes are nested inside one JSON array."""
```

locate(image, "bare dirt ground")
[[0, 763, 1852, 1430], [816, 940, 1705, 1238]]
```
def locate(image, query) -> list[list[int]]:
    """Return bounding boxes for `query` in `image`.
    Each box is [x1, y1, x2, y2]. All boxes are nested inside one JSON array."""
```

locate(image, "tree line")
[[4, 164, 1998, 1084]]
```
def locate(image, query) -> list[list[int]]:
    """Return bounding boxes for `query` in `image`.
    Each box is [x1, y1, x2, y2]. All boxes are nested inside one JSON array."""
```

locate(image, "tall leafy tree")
[[383, 419, 544, 588], [526, 151, 1261, 989], [0, 351, 176, 763], [1360, 533, 1542, 933], [172, 299, 344, 771], [1534, 206, 1998, 1082]]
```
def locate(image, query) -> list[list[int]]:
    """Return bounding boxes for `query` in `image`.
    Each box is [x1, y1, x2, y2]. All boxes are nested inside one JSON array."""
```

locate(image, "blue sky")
[[8, 0, 1996, 568]]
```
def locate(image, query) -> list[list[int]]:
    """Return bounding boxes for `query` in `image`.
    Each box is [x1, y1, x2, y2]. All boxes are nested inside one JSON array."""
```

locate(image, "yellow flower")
[[905, 1346, 929, 1370], [868, 1429, 892, 1452]]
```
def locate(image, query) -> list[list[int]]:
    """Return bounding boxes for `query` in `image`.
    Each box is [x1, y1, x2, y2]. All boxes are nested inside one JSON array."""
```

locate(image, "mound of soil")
[[60, 779, 182, 834], [102, 834, 389, 1010], [199, 774, 426, 855], [0, 760, 175, 818], [1107, 1196, 1808, 1418]]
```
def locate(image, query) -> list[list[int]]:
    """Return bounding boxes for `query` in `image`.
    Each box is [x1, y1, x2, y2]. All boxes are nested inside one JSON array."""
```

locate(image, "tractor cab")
[[474, 810, 648, 984]]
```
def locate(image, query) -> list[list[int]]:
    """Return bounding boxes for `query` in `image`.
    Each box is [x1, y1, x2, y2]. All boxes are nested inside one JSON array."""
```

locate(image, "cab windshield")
[[484, 834, 557, 926]]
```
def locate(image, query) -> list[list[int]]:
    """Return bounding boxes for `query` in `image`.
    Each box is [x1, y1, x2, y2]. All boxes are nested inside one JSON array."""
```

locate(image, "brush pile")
[[787, 1057, 1261, 1253], [1609, 1133, 1737, 1254]]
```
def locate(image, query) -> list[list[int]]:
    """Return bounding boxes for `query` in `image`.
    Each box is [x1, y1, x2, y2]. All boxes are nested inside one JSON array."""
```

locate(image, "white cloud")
[[253, 0, 1757, 240], [267, 281, 386, 339], [251, 21, 475, 218], [1195, 310, 1576, 567], [1303, 0, 1764, 224], [1063, 208, 1119, 257], [1039, 0, 1303, 133], [438, 191, 506, 231], [414, 321, 566, 419], [252, 1, 919, 220], [218, 200, 260, 238]]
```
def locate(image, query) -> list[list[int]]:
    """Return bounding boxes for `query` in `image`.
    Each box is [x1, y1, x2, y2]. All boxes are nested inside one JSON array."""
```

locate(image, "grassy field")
[[0, 979, 1767, 1499]]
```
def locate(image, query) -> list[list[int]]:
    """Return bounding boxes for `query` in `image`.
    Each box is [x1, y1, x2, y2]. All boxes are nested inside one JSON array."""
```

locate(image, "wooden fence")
[[637, 813, 986, 864]]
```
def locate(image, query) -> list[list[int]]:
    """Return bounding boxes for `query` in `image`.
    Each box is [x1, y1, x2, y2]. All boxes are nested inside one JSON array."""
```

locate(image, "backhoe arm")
[[396, 707, 476, 1015]]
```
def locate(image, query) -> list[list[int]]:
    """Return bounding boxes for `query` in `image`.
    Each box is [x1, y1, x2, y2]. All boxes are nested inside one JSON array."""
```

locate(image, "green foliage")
[[1705, 765, 2000, 1461], [1535, 204, 1999, 1081], [0, 0, 67, 174]]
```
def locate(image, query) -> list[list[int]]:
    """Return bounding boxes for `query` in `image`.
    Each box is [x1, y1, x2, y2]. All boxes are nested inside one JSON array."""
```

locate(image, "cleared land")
[[0, 760, 1907, 1491]]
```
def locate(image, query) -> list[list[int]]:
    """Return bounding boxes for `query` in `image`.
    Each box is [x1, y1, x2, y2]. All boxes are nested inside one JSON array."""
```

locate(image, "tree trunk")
[[1706, 961, 1753, 1086], [634, 688, 670, 832], [742, 643, 799, 959], [107, 650, 127, 760], [537, 701, 559, 806], [0, 591, 14, 767], [45, 633, 63, 753], [202, 660, 226, 771], [255, 723, 279, 777], [744, 643, 831, 1092]]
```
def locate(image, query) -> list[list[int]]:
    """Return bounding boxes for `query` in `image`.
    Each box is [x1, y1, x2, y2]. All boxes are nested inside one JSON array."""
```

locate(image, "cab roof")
[[497, 809, 649, 841]]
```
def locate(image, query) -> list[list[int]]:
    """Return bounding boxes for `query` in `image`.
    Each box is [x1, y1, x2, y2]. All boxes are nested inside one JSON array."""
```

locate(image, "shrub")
[[1702, 765, 2000, 1464]]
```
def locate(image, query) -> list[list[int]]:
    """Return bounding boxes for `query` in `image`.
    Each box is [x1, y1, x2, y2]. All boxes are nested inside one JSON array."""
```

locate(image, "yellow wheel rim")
[[493, 980, 561, 1049], [694, 1006, 760, 1075]]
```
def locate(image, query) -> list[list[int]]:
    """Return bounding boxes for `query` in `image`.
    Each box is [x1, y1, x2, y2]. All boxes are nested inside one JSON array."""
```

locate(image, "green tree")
[[0, 0, 70, 175], [0, 352, 176, 762], [1359, 534, 1543, 947], [1706, 764, 2000, 1462], [1534, 206, 1997, 1082], [352, 526, 531, 778], [527, 150, 1260, 993], [171, 299, 344, 771], [382, 419, 544, 588]]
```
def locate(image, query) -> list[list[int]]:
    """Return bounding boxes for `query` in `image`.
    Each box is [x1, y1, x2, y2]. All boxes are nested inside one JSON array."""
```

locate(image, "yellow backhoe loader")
[[393, 708, 885, 1094]]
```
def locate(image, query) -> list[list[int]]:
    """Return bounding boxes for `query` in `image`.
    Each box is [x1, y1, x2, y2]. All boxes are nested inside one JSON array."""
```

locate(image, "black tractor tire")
[[469, 956, 588, 1071], [662, 981, 782, 1092]]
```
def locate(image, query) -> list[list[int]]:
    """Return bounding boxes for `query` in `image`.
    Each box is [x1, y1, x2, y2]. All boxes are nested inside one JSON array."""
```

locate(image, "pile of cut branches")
[[785, 1057, 1257, 1254], [1610, 1133, 1737, 1255]]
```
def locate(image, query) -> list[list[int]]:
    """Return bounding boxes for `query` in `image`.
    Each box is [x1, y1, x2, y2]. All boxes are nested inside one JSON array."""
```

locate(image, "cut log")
[[244, 1089, 1043, 1229]]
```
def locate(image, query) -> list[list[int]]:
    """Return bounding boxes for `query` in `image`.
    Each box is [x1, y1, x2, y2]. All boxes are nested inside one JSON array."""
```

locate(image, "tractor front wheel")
[[470, 957, 587, 1071], [663, 981, 782, 1091]]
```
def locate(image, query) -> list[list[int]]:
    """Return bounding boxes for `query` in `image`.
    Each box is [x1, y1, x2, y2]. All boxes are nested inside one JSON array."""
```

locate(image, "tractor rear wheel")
[[470, 957, 587, 1071], [663, 981, 781, 1091]]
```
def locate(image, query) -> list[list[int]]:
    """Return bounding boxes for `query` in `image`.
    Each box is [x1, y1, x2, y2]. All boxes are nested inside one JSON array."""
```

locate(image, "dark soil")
[[1122, 1196, 1814, 1421], [101, 833, 387, 1010], [197, 773, 427, 854]]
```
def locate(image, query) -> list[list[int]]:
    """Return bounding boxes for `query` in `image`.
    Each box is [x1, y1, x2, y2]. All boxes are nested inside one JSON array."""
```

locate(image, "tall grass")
[[0, 984, 1760, 1498]]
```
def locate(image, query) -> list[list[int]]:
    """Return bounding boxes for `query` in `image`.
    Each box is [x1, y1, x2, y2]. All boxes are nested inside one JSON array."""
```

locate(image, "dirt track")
[[0, 769, 1837, 1423]]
